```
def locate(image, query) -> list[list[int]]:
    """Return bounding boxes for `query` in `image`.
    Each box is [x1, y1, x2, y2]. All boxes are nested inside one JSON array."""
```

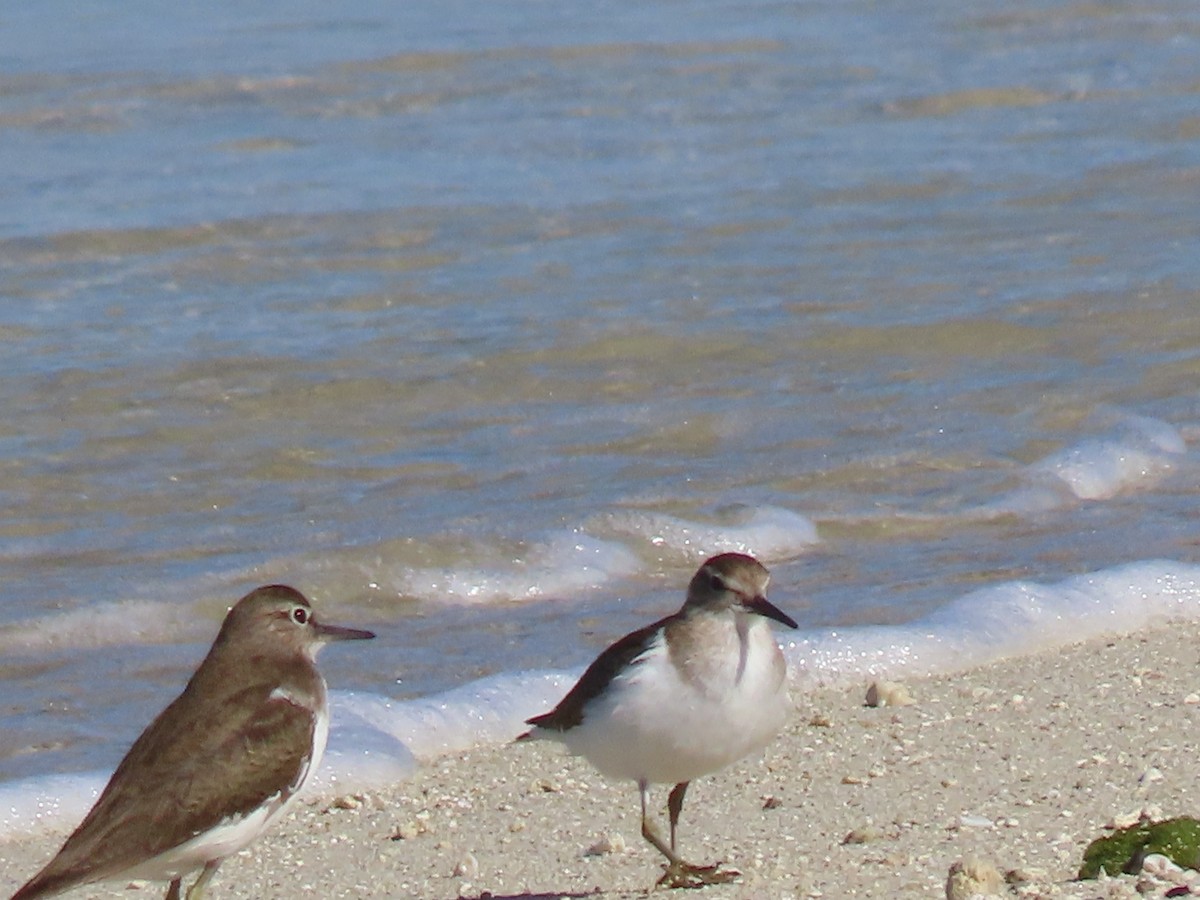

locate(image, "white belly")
[[555, 620, 791, 785]]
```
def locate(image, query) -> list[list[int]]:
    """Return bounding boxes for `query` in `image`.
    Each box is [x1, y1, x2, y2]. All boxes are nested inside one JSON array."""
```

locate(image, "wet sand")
[[4, 622, 1200, 899]]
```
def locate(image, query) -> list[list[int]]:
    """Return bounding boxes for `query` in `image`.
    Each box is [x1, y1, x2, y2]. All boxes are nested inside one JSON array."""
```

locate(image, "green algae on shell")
[[1079, 817, 1200, 879]]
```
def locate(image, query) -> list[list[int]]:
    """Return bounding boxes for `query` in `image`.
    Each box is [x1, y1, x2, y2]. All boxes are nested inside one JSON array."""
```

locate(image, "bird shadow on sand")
[[456, 891, 603, 900]]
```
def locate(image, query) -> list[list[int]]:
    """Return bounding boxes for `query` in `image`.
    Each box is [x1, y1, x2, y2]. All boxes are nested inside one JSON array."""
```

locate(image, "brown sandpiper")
[[10, 584, 374, 900], [522, 552, 797, 888]]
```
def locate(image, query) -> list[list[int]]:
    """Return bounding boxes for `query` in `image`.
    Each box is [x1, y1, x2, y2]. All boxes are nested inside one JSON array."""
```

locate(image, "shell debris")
[[584, 832, 626, 856], [866, 680, 915, 708], [945, 857, 1005, 899]]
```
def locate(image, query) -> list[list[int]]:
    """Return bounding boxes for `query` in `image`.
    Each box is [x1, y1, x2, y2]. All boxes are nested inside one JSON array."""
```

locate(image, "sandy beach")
[[4, 622, 1200, 899]]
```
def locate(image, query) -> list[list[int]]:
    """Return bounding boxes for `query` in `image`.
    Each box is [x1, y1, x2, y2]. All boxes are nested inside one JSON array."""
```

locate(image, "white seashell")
[[945, 857, 1005, 899], [1108, 809, 1143, 829], [865, 680, 915, 708], [956, 813, 995, 829], [584, 832, 626, 856], [1140, 852, 1183, 879]]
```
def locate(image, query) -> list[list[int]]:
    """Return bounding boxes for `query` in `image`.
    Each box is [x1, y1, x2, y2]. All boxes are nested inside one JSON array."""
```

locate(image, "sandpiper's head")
[[216, 585, 375, 661], [685, 553, 798, 629]]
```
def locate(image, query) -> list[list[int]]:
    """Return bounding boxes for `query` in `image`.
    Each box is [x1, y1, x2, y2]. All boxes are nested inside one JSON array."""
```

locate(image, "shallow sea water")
[[2, 0, 1200, 828]]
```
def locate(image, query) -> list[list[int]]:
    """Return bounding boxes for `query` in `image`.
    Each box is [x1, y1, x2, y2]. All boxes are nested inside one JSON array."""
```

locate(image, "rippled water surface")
[[2, 0, 1200, 788]]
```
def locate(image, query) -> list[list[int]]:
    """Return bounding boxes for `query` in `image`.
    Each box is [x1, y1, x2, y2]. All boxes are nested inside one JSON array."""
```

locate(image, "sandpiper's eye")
[[708, 573, 726, 591], [292, 607, 309, 625]]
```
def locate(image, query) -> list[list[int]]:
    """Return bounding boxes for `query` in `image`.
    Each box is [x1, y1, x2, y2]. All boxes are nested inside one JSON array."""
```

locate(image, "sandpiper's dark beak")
[[744, 595, 798, 629], [314, 620, 376, 641]]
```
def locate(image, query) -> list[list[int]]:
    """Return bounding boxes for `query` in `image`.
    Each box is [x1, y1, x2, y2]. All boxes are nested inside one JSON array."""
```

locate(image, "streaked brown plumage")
[[11, 585, 373, 900]]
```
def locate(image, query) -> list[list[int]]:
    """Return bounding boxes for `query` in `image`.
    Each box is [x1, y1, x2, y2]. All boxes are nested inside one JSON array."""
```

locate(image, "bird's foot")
[[655, 860, 740, 889]]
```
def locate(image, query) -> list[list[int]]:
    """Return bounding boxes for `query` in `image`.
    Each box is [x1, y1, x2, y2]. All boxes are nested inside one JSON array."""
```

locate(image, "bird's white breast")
[[554, 615, 791, 785]]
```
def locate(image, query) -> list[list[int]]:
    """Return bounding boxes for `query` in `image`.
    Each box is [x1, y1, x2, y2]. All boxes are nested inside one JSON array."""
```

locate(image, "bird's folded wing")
[[25, 684, 314, 892], [526, 616, 668, 731]]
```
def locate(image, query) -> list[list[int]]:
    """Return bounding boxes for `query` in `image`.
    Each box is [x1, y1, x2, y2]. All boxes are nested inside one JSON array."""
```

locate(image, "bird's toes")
[[655, 861, 740, 889]]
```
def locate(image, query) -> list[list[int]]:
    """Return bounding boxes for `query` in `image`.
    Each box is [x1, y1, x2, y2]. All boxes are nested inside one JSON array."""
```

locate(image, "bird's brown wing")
[[13, 682, 315, 899], [525, 614, 672, 732]]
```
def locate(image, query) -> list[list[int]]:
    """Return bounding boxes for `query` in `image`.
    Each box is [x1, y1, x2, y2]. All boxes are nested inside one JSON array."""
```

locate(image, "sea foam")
[[5, 558, 1200, 842], [329, 559, 1200, 795], [396, 531, 642, 604], [787, 559, 1200, 685], [986, 412, 1187, 516], [0, 600, 201, 653], [392, 506, 817, 604]]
